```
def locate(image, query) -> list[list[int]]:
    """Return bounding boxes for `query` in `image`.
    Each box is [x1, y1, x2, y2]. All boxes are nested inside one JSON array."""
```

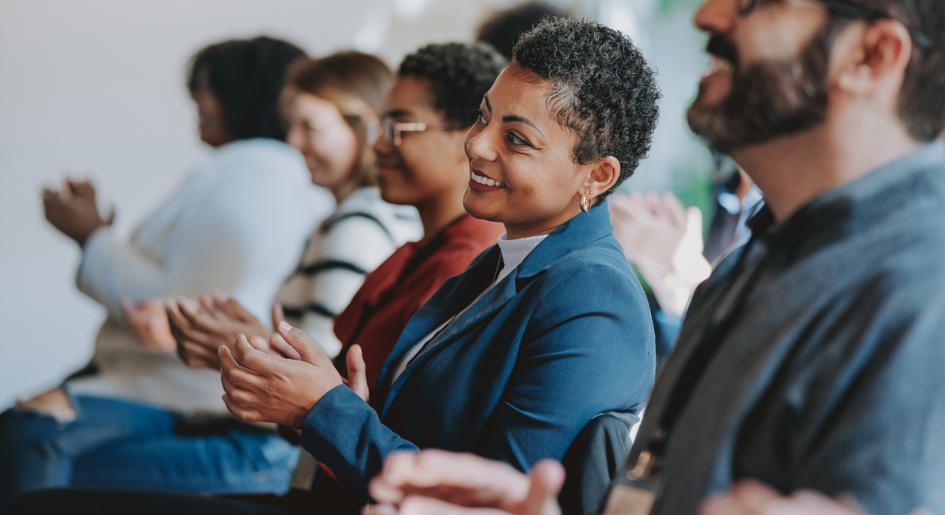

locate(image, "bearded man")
[[364, 0, 945, 514]]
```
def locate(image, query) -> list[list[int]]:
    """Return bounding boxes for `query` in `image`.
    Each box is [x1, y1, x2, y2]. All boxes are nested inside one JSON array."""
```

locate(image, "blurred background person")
[[162, 41, 507, 512], [475, 2, 571, 60], [6, 19, 662, 513], [610, 156, 762, 358], [0, 36, 331, 508]]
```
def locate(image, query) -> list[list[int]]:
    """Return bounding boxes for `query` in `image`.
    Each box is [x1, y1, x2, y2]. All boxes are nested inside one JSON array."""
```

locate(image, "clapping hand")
[[42, 178, 112, 247], [122, 298, 176, 352], [219, 321, 368, 429], [365, 450, 565, 515], [166, 295, 288, 369], [610, 192, 711, 317]]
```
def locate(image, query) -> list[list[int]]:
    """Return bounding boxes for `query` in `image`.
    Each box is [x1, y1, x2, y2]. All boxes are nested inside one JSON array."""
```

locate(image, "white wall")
[[0, 0, 707, 408]]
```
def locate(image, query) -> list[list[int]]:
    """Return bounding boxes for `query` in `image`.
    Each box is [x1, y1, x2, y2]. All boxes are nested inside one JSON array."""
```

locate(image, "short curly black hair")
[[187, 36, 305, 141], [513, 18, 660, 196], [398, 42, 507, 127]]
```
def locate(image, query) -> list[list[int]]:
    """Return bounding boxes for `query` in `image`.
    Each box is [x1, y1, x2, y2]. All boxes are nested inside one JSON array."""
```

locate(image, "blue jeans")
[[0, 392, 298, 512]]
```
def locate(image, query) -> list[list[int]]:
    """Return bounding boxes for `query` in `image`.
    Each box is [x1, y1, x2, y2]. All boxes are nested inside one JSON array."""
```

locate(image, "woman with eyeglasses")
[[7, 21, 661, 512], [5, 40, 508, 515], [210, 20, 658, 511], [166, 43, 505, 394]]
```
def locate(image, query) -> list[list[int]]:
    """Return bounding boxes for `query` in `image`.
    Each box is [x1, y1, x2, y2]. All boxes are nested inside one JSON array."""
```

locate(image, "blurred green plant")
[[656, 0, 702, 15]]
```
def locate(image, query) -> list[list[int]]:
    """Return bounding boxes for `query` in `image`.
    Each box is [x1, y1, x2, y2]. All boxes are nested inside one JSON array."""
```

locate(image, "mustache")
[[706, 35, 739, 68]]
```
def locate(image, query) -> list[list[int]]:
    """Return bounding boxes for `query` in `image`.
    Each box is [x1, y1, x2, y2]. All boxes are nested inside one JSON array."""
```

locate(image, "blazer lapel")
[[380, 271, 521, 415], [377, 203, 617, 414], [373, 246, 502, 408]]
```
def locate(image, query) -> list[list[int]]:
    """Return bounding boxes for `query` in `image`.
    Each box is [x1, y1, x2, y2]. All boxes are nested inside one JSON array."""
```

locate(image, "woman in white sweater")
[[0, 37, 332, 508]]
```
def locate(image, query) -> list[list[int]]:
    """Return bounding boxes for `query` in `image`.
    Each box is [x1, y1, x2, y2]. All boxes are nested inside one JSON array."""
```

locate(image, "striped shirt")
[[276, 187, 421, 357]]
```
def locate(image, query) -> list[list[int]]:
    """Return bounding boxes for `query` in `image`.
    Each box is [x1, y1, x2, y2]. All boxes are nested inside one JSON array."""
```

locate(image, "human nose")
[[286, 123, 306, 151], [694, 0, 738, 35], [464, 124, 497, 163]]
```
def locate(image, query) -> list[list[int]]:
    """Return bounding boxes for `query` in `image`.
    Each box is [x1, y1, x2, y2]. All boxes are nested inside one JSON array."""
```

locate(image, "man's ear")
[[583, 156, 621, 200], [834, 19, 913, 96]]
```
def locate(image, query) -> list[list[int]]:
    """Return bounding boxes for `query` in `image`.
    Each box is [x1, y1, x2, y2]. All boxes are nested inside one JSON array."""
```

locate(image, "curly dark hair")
[[398, 42, 507, 127], [476, 2, 571, 61], [513, 18, 660, 196], [187, 36, 306, 141]]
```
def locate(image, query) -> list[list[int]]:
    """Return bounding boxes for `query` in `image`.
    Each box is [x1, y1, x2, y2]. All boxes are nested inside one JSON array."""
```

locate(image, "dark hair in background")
[[513, 18, 660, 197], [287, 51, 393, 188], [853, 0, 945, 141], [476, 2, 571, 61], [187, 36, 306, 142], [398, 42, 507, 127]]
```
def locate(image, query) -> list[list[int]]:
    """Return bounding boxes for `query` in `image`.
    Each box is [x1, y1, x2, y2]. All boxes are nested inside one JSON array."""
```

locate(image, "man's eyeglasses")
[[379, 116, 467, 146], [737, 0, 935, 52]]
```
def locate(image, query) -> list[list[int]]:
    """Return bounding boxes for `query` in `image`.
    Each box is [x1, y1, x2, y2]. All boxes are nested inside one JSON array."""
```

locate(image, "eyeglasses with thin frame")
[[379, 116, 467, 146], [737, 0, 935, 51]]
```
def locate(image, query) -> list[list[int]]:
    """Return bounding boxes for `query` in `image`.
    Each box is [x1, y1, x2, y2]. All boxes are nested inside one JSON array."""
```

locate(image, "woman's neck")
[[331, 181, 361, 205], [505, 205, 582, 240], [416, 189, 468, 241]]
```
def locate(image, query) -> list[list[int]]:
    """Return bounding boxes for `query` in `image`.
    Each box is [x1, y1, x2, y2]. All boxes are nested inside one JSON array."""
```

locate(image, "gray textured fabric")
[[629, 142, 945, 515]]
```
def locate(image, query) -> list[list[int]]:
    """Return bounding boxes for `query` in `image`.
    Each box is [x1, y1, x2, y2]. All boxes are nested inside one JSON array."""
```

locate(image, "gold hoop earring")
[[580, 194, 591, 213]]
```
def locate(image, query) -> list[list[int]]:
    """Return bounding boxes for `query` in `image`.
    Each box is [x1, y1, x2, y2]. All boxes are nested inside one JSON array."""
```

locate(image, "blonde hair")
[[286, 51, 392, 190]]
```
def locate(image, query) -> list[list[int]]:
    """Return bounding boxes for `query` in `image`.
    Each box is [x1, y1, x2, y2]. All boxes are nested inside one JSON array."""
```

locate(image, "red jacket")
[[333, 215, 503, 390]]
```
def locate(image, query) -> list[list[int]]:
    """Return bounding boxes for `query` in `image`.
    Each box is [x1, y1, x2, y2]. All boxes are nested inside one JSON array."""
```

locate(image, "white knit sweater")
[[68, 139, 332, 414]]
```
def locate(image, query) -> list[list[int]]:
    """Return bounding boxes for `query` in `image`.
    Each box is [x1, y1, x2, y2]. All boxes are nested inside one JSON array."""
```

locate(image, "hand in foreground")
[[219, 321, 369, 428], [42, 178, 112, 247], [365, 450, 564, 515], [166, 295, 281, 369], [610, 193, 711, 317], [122, 298, 176, 352], [700, 481, 867, 515]]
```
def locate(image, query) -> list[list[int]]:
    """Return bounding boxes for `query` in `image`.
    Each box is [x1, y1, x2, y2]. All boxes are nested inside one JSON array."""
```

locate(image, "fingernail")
[[279, 321, 292, 333]]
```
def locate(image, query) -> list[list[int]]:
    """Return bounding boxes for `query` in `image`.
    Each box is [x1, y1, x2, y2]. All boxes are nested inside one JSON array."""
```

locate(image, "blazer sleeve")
[[476, 259, 655, 470], [300, 385, 418, 494], [301, 258, 656, 497]]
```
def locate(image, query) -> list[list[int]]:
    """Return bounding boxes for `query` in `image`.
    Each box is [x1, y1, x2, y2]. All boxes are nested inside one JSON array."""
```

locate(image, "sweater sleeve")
[[77, 160, 320, 324]]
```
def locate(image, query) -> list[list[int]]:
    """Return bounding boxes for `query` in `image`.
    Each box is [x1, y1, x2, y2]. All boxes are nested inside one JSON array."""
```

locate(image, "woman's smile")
[[469, 168, 507, 192]]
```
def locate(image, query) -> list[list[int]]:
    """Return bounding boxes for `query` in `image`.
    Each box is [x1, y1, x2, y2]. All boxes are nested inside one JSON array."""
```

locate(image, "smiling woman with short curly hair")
[[6, 20, 663, 515]]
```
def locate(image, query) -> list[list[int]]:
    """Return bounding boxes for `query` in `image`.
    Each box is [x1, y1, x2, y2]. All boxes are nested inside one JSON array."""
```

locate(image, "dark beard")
[[687, 22, 840, 153]]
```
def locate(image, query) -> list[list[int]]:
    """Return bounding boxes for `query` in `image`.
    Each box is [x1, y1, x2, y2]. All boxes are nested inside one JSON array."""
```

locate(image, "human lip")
[[701, 55, 733, 81], [470, 169, 506, 189]]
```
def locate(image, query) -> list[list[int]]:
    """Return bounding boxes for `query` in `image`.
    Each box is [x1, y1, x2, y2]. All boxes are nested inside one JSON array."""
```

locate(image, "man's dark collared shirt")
[[628, 142, 945, 514]]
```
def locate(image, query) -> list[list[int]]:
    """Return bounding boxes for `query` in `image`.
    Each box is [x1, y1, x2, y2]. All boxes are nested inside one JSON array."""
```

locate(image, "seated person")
[[0, 36, 331, 509], [9, 18, 661, 514], [609, 163, 762, 357], [359, 0, 945, 513], [168, 44, 507, 394], [476, 1, 571, 61], [163, 46, 502, 496], [169, 50, 422, 364]]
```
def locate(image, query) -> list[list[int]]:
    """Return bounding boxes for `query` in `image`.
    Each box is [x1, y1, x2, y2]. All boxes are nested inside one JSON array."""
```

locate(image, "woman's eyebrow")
[[502, 114, 544, 137], [384, 108, 413, 119]]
